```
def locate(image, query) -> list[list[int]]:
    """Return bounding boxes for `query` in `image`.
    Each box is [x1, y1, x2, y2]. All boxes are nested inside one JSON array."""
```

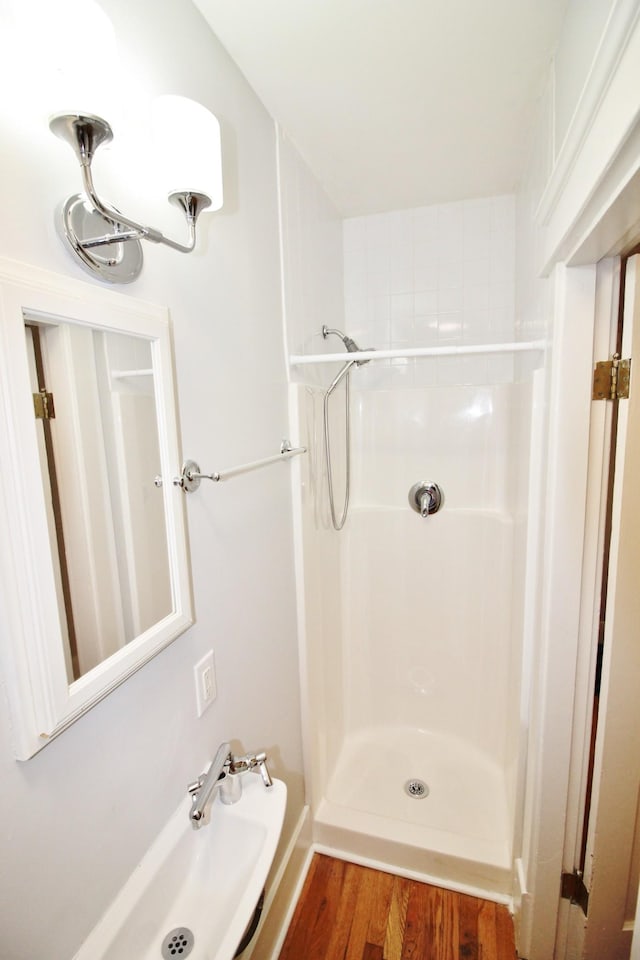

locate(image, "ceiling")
[[193, 0, 568, 217]]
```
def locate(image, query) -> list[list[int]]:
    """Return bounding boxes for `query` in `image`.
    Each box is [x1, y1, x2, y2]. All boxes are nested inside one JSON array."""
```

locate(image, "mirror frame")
[[0, 257, 193, 759]]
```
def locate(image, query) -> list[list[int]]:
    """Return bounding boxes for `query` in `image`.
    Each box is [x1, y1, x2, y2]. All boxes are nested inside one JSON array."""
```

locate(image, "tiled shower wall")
[[343, 195, 516, 387]]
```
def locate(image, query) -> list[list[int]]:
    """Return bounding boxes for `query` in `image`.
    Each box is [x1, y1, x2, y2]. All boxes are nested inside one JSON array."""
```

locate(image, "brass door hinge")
[[33, 389, 55, 420], [592, 354, 631, 400], [561, 869, 589, 916]]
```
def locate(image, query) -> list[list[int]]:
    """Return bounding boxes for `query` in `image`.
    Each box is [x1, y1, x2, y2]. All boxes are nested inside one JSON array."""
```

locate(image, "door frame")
[[553, 258, 622, 960], [516, 4, 640, 956]]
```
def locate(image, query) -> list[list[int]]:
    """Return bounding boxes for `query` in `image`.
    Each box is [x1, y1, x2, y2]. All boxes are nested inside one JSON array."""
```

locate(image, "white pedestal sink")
[[73, 776, 287, 960]]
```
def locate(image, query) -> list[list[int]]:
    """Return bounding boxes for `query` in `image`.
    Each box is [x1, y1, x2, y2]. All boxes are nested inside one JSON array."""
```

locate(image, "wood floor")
[[278, 854, 516, 960]]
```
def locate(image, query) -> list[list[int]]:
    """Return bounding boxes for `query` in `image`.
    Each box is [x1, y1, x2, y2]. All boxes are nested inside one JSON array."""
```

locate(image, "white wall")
[[553, 0, 617, 155], [278, 127, 346, 383], [0, 2, 304, 958]]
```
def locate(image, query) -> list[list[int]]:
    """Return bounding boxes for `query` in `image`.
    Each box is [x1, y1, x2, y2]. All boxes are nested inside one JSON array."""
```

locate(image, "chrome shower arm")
[[322, 325, 344, 341], [322, 325, 373, 365], [322, 324, 359, 353]]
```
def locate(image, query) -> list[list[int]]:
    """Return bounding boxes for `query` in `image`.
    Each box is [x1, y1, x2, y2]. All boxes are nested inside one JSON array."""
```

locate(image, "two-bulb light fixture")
[[49, 96, 223, 283]]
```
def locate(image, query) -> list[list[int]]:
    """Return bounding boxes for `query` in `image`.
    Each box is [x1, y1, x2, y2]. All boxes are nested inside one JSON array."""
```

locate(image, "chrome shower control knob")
[[408, 481, 444, 518]]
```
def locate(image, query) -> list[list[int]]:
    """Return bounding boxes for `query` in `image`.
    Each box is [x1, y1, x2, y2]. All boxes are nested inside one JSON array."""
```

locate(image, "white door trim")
[[519, 4, 640, 956], [553, 258, 621, 960], [519, 264, 598, 960]]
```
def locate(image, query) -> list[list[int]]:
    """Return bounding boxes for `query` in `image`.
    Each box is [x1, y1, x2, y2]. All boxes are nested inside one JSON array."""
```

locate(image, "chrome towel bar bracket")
[[174, 440, 307, 492]]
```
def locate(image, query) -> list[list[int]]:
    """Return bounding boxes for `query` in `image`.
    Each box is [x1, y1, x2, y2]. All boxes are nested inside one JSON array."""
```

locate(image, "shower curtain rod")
[[290, 339, 546, 365]]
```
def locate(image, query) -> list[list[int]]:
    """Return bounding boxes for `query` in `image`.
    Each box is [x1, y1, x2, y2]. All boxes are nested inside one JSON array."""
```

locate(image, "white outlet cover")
[[194, 650, 216, 717]]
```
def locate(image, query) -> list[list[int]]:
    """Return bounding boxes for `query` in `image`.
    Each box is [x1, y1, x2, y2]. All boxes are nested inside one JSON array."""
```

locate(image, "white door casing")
[[581, 254, 640, 959]]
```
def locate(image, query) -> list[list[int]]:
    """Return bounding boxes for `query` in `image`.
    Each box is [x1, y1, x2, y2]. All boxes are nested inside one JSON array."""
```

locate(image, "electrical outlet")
[[194, 650, 217, 717]]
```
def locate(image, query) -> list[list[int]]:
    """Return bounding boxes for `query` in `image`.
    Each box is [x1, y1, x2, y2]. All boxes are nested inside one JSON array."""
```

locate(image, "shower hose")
[[323, 366, 352, 531]]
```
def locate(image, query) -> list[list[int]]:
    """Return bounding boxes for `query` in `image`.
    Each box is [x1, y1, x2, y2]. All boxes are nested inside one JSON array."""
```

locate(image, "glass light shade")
[[151, 95, 223, 212], [10, 0, 119, 123]]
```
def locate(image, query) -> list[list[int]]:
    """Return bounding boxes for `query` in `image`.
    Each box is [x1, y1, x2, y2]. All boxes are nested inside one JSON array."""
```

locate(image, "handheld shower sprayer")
[[321, 324, 375, 530]]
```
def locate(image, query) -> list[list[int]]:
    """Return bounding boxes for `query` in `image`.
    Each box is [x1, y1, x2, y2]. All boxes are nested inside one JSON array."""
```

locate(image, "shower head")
[[322, 325, 373, 365]]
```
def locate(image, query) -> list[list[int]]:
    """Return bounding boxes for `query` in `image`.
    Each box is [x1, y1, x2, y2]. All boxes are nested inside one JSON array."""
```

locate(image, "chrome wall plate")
[[408, 480, 444, 517], [176, 459, 202, 493], [56, 194, 143, 284]]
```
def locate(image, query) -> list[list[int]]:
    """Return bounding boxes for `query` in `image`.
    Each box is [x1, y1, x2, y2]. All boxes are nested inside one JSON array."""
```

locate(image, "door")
[[581, 253, 640, 959]]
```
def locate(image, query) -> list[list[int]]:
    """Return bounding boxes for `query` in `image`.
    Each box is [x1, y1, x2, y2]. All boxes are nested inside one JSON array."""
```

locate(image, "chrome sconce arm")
[[50, 113, 215, 283], [77, 154, 211, 253]]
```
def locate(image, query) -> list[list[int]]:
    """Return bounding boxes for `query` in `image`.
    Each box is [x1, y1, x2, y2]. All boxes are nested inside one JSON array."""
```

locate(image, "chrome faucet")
[[188, 741, 231, 828], [188, 742, 274, 829]]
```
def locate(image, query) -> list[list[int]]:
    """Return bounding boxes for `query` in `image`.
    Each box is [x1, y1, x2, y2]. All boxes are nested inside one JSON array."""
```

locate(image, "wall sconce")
[[50, 96, 223, 283]]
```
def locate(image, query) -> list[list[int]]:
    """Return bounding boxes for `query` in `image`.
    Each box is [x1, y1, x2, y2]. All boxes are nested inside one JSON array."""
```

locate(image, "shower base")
[[313, 725, 512, 901]]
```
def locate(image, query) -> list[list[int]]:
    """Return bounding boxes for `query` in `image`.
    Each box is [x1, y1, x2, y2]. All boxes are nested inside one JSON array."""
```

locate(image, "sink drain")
[[161, 927, 194, 958], [405, 778, 429, 799]]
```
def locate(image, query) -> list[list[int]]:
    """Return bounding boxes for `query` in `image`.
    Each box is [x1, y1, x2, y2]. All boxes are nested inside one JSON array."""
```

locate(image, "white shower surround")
[[283, 160, 539, 899], [294, 373, 535, 898]]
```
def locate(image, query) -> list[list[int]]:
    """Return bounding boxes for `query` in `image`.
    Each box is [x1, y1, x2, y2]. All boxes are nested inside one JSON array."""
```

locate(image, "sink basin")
[[73, 776, 287, 960]]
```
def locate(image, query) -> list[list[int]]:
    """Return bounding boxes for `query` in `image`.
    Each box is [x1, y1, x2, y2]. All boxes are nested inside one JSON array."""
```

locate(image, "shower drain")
[[404, 778, 429, 799], [161, 927, 195, 959]]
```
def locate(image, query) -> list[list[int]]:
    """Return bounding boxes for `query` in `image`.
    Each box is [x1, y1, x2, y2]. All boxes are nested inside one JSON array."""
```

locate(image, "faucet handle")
[[226, 750, 273, 788], [250, 751, 273, 788], [408, 481, 444, 518]]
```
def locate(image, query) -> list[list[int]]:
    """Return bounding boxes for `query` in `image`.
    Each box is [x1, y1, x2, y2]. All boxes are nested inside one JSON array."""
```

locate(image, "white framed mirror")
[[0, 258, 193, 759]]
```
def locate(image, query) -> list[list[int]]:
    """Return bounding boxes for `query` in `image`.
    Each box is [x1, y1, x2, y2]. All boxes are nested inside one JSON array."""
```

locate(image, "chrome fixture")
[[216, 751, 274, 806], [404, 778, 429, 799], [408, 481, 444, 518], [161, 928, 195, 960], [49, 102, 222, 283], [174, 439, 307, 492], [322, 325, 370, 361], [322, 326, 373, 531], [188, 743, 273, 828], [188, 742, 230, 828]]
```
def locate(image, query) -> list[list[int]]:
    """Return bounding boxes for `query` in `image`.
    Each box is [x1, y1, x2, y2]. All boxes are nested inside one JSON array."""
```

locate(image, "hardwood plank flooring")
[[278, 854, 516, 960]]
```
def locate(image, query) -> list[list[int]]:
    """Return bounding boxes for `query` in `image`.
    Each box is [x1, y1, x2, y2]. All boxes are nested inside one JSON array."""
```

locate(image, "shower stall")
[[282, 174, 544, 902]]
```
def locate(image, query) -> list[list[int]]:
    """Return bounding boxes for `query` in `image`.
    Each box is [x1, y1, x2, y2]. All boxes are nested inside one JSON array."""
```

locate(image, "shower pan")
[[290, 354, 542, 901]]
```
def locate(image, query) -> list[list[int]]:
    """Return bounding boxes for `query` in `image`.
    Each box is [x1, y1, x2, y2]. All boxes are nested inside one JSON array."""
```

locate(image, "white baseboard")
[[512, 857, 532, 958]]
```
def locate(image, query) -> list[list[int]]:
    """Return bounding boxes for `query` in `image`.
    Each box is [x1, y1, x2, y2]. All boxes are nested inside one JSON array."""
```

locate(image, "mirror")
[[0, 258, 193, 759], [25, 322, 172, 681]]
